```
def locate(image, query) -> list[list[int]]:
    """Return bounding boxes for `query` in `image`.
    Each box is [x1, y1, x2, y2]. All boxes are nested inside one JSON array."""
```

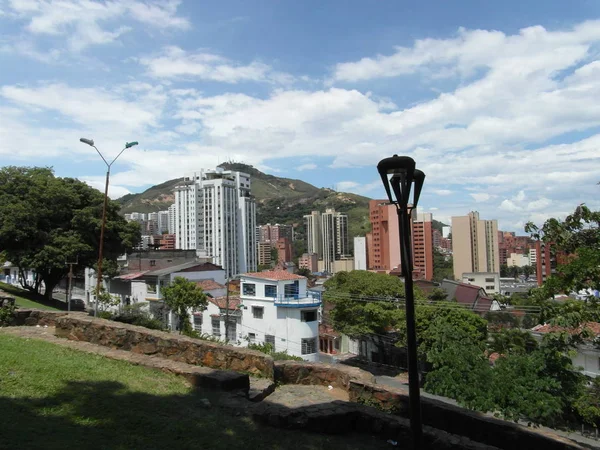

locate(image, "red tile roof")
[[319, 323, 340, 338], [532, 322, 600, 336], [209, 296, 241, 310], [196, 280, 225, 291], [242, 270, 306, 281]]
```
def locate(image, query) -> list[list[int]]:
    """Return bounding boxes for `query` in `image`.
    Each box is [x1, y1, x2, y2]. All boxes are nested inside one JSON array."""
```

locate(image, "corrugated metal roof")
[[115, 271, 148, 280]]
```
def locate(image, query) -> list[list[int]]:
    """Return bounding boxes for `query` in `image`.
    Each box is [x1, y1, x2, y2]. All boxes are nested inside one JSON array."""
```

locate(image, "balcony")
[[273, 293, 321, 308]]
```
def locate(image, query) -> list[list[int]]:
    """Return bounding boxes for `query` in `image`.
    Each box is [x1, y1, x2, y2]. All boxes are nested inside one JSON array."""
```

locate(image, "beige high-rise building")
[[451, 211, 499, 280]]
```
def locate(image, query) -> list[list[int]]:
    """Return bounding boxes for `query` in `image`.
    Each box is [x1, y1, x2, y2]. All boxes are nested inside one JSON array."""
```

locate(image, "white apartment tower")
[[168, 203, 176, 234], [174, 169, 257, 278], [304, 211, 322, 258], [305, 208, 349, 273]]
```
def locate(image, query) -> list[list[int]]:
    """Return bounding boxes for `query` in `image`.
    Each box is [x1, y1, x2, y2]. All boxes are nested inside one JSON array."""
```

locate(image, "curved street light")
[[377, 154, 426, 449], [80, 138, 138, 317]]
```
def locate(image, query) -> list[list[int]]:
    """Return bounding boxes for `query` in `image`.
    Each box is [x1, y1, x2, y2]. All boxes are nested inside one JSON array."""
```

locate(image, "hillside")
[[116, 163, 373, 243], [116, 162, 446, 251]]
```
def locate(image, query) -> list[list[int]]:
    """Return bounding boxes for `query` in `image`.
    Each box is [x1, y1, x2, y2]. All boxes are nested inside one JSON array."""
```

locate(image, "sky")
[[1, 0, 600, 232]]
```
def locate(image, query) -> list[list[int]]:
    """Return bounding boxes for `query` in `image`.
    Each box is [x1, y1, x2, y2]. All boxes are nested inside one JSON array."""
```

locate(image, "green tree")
[[0, 167, 140, 300], [161, 277, 208, 333], [427, 287, 448, 302], [488, 328, 538, 355], [521, 265, 534, 279], [424, 318, 493, 411], [574, 376, 600, 429], [432, 248, 453, 282], [526, 204, 600, 302], [500, 264, 510, 278], [323, 270, 409, 336]]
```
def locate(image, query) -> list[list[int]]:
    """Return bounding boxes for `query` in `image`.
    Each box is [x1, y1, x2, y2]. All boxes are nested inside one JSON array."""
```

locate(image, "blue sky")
[[1, 0, 600, 232]]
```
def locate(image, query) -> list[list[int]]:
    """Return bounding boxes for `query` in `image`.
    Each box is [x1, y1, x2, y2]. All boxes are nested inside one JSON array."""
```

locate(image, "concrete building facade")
[[452, 211, 500, 281], [353, 237, 367, 270], [412, 213, 434, 281], [173, 168, 257, 278]]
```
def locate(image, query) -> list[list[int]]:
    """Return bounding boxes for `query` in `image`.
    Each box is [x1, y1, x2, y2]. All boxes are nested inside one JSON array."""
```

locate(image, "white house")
[[237, 270, 321, 361]]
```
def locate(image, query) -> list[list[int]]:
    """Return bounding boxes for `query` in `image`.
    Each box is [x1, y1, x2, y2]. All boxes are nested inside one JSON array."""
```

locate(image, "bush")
[[97, 311, 113, 320], [248, 342, 304, 361], [182, 329, 224, 343], [112, 304, 165, 331], [0, 304, 16, 326]]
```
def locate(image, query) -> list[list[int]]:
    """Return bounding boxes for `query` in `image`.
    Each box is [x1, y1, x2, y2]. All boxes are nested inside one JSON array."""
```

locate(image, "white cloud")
[[470, 193, 491, 202], [297, 163, 317, 171], [527, 198, 552, 211], [332, 21, 600, 83], [0, 83, 164, 130], [499, 199, 522, 212], [82, 177, 132, 199], [335, 179, 380, 195], [432, 189, 453, 196], [6, 0, 188, 51], [139, 46, 293, 84]]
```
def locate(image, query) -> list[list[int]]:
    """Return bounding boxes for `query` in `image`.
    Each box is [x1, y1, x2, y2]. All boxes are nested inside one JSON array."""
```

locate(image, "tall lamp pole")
[[377, 155, 426, 449], [80, 138, 138, 317]]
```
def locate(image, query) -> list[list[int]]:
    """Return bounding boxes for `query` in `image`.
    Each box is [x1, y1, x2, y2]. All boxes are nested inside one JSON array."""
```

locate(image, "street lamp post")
[[80, 138, 138, 317], [377, 155, 426, 449]]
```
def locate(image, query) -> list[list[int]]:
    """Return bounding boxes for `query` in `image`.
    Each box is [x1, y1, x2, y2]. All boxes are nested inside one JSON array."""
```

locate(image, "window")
[[467, 278, 475, 282], [485, 278, 495, 282], [150, 260, 156, 266], [265, 334, 275, 347], [265, 284, 277, 298], [284, 281, 299, 298], [243, 283, 256, 296], [147, 283, 157, 294], [301, 337, 317, 355], [301, 310, 317, 322], [248, 333, 256, 343], [252, 306, 264, 319], [193, 314, 202, 333], [212, 318, 221, 337], [486, 285, 495, 290]]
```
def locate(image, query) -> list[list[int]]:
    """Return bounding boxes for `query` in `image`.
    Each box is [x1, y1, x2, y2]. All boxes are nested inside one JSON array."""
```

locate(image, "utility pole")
[[66, 256, 78, 313]]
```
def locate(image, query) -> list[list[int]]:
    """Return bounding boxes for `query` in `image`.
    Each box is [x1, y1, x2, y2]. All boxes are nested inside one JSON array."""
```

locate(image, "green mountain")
[[116, 163, 373, 244], [116, 162, 446, 252]]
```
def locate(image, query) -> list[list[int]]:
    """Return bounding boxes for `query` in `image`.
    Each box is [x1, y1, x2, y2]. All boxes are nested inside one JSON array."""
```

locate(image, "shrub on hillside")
[[112, 304, 164, 331], [0, 304, 16, 326], [248, 342, 303, 361]]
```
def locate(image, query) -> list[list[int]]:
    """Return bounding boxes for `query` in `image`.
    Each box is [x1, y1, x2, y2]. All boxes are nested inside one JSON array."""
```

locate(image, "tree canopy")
[[161, 276, 208, 333], [323, 270, 416, 336], [0, 167, 140, 299]]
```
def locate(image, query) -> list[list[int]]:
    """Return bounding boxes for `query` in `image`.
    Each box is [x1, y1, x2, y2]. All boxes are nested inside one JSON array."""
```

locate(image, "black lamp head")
[[377, 155, 416, 206], [412, 169, 426, 208]]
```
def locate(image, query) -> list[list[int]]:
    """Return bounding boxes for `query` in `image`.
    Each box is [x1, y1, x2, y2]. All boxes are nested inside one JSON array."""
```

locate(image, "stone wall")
[[5, 311, 582, 449], [11, 309, 69, 326], [348, 380, 583, 450], [274, 360, 375, 390], [54, 315, 274, 378]]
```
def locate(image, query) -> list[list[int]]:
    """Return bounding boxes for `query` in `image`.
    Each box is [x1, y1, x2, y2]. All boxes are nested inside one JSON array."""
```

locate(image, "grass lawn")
[[0, 282, 62, 311], [0, 334, 387, 450]]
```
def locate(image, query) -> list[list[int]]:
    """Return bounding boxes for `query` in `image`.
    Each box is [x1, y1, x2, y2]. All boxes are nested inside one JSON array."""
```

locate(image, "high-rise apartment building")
[[412, 213, 434, 281], [304, 209, 348, 273], [367, 200, 401, 272], [354, 237, 367, 270], [157, 210, 170, 234], [304, 211, 322, 258], [257, 242, 272, 267], [452, 211, 499, 280], [168, 204, 176, 234], [277, 237, 293, 263], [174, 168, 257, 278], [257, 223, 294, 246], [366, 201, 433, 280]]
